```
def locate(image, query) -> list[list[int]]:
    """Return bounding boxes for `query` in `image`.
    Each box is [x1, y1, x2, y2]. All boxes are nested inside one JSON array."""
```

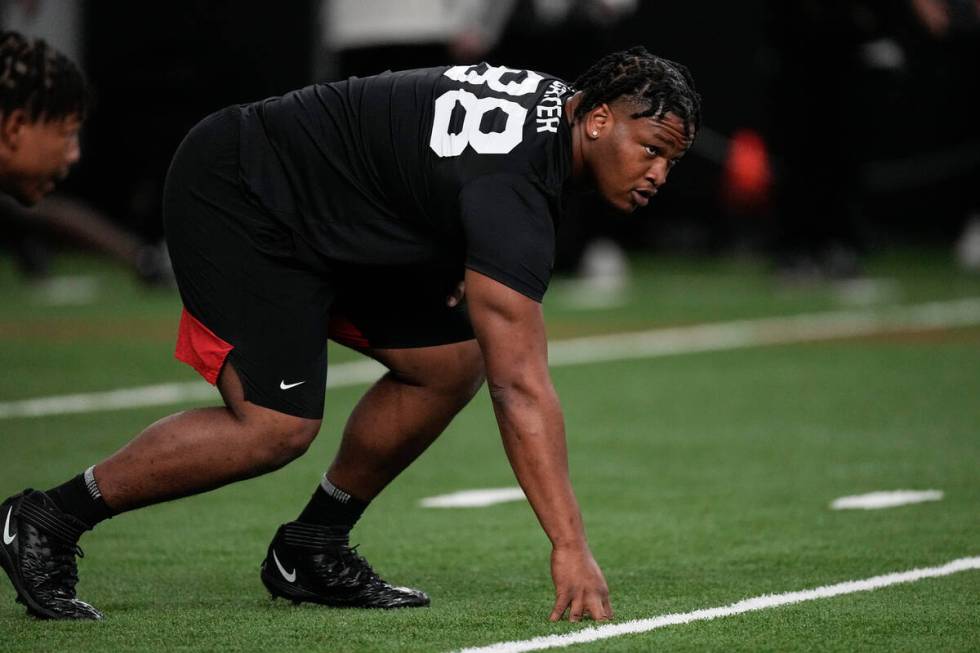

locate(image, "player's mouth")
[[631, 188, 655, 207]]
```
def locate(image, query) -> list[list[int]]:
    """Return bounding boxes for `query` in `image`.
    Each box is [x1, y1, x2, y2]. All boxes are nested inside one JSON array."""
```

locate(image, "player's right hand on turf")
[[549, 544, 613, 622]]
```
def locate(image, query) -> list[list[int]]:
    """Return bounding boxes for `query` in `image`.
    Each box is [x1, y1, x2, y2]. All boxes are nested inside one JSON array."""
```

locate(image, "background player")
[[0, 31, 84, 207]]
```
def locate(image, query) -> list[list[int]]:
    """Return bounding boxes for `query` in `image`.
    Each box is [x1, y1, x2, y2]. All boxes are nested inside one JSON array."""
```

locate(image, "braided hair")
[[0, 31, 88, 122], [572, 46, 701, 138]]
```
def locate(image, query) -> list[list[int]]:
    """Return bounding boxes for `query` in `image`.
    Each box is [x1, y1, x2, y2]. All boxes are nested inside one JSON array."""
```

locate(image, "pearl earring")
[[591, 130, 599, 137]]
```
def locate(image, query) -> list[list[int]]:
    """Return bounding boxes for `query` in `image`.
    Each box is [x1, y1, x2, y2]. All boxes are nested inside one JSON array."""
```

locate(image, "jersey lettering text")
[[535, 81, 569, 133], [430, 65, 545, 158]]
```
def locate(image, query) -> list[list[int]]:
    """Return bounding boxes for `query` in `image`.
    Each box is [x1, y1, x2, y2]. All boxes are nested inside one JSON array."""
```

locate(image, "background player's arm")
[[464, 268, 612, 622]]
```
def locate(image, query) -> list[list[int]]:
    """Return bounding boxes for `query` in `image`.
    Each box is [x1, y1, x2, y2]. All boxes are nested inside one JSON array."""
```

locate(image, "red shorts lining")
[[175, 308, 234, 385], [327, 314, 371, 349]]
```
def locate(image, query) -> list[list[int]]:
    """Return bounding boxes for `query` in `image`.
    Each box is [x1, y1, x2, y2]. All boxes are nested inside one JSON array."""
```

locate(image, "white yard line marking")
[[31, 275, 101, 306], [420, 487, 525, 508], [831, 490, 944, 510], [546, 296, 980, 367], [0, 359, 385, 419], [453, 556, 980, 653], [0, 382, 216, 419], [3, 297, 980, 420]]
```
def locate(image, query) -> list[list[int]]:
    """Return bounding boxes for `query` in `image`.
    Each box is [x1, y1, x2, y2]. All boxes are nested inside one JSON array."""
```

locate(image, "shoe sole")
[[260, 564, 429, 609]]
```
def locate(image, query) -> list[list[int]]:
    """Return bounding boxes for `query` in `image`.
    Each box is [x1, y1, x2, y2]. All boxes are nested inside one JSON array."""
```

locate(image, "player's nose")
[[645, 158, 669, 188]]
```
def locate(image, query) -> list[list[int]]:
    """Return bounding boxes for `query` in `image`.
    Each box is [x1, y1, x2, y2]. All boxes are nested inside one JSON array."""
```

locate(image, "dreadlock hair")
[[0, 31, 88, 122], [572, 46, 702, 139]]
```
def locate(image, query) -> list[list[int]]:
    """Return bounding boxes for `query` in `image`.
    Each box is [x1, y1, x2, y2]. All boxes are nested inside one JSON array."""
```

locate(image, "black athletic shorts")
[[163, 106, 474, 419]]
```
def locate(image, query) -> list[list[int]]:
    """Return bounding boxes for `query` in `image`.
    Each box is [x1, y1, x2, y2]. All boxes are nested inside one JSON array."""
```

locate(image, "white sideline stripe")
[[0, 381, 216, 419], [453, 556, 980, 653], [420, 487, 525, 508], [2, 297, 980, 420], [0, 359, 385, 419], [546, 296, 980, 366], [831, 489, 944, 510]]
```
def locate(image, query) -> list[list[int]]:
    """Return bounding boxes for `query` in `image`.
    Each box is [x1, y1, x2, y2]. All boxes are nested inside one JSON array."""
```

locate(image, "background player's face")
[[586, 105, 692, 213], [0, 112, 82, 206]]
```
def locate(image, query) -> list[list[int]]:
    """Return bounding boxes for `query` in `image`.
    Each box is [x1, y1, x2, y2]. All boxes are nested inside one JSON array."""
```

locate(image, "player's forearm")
[[489, 379, 588, 549]]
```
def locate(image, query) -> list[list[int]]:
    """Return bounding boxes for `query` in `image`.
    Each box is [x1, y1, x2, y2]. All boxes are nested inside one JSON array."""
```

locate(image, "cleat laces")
[[312, 544, 379, 589], [46, 542, 84, 600]]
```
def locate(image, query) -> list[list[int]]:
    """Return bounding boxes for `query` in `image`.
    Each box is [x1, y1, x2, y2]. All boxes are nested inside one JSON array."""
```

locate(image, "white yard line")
[[0, 381, 216, 419], [452, 556, 980, 653], [546, 296, 980, 366], [420, 487, 525, 508], [831, 490, 944, 510], [2, 297, 980, 420], [0, 359, 386, 419], [31, 275, 101, 306]]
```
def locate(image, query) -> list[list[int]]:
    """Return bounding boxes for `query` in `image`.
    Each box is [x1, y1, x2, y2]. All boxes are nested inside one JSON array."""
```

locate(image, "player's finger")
[[602, 595, 614, 620], [549, 593, 570, 622], [568, 594, 585, 622], [585, 593, 609, 622]]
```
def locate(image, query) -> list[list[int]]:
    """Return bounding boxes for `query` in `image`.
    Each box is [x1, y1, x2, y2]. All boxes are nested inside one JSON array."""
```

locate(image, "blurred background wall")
[[2, 0, 978, 281]]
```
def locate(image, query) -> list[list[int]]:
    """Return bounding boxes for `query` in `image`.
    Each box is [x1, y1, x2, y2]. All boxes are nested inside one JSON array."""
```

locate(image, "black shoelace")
[[312, 544, 384, 589], [47, 541, 84, 599]]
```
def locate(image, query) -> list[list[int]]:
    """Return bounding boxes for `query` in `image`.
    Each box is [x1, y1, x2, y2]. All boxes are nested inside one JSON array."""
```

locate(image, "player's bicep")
[[464, 268, 549, 390]]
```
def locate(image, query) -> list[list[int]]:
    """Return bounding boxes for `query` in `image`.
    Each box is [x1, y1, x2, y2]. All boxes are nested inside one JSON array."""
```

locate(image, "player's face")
[[586, 107, 692, 213], [0, 113, 82, 206]]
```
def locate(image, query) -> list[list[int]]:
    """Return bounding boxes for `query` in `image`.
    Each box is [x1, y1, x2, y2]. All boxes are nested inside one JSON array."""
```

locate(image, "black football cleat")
[[260, 521, 430, 609], [0, 490, 102, 620]]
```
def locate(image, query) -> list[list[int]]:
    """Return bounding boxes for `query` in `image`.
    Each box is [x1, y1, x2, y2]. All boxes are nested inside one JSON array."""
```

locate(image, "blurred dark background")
[[2, 0, 978, 282]]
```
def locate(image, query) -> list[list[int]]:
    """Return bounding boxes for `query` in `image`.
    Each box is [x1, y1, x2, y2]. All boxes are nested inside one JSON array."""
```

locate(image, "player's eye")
[[644, 145, 659, 157]]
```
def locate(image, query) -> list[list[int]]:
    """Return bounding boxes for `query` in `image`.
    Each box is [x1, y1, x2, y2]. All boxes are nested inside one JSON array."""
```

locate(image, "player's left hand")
[[446, 281, 466, 307]]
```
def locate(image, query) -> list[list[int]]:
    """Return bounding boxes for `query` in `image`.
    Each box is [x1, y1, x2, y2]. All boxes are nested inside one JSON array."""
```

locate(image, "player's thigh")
[[368, 341, 484, 394], [169, 228, 333, 420], [164, 107, 334, 420], [216, 359, 322, 449], [328, 265, 483, 393], [329, 266, 473, 346]]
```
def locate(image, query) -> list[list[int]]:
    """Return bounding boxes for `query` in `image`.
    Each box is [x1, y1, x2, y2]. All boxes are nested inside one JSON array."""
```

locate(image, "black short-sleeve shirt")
[[238, 64, 573, 302]]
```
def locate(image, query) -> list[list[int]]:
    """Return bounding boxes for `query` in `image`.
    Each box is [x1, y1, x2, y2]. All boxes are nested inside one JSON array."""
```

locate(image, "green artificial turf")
[[1, 250, 978, 651]]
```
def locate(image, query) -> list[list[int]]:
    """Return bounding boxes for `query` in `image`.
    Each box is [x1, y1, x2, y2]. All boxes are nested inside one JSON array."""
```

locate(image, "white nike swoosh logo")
[[3, 508, 15, 545], [280, 380, 306, 390], [272, 549, 296, 583]]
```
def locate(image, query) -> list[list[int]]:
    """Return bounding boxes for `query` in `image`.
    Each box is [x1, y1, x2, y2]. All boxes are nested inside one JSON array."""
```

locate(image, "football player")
[[2, 46, 699, 622]]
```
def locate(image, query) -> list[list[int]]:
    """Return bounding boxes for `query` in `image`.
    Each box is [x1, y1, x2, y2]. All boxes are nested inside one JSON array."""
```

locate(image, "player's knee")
[[250, 415, 321, 468], [417, 341, 484, 403], [450, 344, 485, 402], [274, 418, 320, 462]]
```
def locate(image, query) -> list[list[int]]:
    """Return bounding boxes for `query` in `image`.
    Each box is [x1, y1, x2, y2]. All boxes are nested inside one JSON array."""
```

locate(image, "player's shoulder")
[[347, 62, 570, 117], [436, 62, 568, 102], [421, 62, 573, 195]]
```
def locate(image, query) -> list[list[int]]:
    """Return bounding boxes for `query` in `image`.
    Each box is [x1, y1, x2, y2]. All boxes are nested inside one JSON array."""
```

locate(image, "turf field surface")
[[1, 251, 978, 652]]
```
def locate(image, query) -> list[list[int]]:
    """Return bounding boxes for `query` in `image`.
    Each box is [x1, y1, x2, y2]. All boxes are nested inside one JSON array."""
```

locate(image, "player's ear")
[[0, 109, 28, 149], [586, 103, 612, 139]]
